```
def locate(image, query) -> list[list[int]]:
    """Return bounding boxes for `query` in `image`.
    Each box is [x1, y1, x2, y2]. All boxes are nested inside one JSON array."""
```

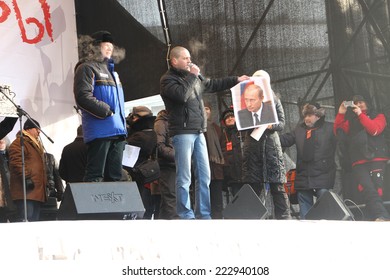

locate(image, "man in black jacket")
[[280, 103, 336, 219], [59, 125, 87, 184], [0, 117, 18, 222], [160, 46, 249, 219]]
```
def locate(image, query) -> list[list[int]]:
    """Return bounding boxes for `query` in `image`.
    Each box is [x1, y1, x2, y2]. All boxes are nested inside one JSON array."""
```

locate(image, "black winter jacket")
[[154, 110, 175, 168], [160, 67, 238, 136], [242, 98, 286, 184], [280, 118, 336, 190], [222, 125, 245, 184]]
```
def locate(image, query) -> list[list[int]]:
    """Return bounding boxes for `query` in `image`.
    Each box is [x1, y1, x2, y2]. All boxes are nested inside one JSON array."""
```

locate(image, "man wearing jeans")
[[160, 46, 248, 219], [280, 103, 337, 219]]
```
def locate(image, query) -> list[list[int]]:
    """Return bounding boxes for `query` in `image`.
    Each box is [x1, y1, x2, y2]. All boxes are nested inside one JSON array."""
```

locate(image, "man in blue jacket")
[[74, 31, 127, 182]]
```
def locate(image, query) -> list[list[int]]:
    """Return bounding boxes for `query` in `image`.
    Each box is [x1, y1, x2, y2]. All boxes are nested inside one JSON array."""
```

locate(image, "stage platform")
[[1, 219, 389, 279]]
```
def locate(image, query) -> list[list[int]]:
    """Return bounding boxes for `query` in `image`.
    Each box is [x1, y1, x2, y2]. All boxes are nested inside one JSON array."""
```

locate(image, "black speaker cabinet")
[[305, 191, 354, 221], [223, 184, 268, 219], [347, 200, 390, 221], [57, 181, 145, 220]]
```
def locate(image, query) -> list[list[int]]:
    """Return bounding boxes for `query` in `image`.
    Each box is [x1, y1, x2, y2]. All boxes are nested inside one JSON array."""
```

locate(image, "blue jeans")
[[298, 188, 328, 219], [172, 133, 211, 219], [14, 200, 42, 222]]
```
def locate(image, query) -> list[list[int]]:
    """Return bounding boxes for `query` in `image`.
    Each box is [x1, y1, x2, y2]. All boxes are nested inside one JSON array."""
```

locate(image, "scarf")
[[23, 130, 45, 155], [206, 120, 225, 164]]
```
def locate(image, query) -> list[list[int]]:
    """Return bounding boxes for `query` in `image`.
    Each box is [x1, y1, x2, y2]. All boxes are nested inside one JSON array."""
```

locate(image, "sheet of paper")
[[250, 125, 267, 141], [122, 144, 140, 168], [0, 86, 18, 117]]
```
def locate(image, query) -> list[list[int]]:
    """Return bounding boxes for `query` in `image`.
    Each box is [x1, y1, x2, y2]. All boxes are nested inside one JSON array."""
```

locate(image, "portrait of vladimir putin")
[[237, 84, 276, 129]]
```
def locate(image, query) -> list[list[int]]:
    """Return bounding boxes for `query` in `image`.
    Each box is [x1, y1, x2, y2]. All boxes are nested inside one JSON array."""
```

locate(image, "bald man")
[[160, 46, 249, 219]]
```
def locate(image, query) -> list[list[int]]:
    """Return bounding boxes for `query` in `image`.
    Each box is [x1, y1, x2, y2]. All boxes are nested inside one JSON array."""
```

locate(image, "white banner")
[[0, 0, 79, 160]]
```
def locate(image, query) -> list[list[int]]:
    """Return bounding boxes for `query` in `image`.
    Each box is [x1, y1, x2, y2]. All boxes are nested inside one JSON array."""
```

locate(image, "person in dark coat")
[[154, 109, 177, 219], [204, 102, 225, 219], [0, 137, 17, 222], [0, 117, 18, 222], [280, 103, 337, 219], [125, 106, 158, 219], [241, 71, 291, 219], [221, 107, 245, 197], [44, 152, 64, 202], [59, 125, 87, 184]]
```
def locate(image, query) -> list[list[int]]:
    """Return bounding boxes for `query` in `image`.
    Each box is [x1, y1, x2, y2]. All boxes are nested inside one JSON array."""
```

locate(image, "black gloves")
[[25, 178, 35, 191]]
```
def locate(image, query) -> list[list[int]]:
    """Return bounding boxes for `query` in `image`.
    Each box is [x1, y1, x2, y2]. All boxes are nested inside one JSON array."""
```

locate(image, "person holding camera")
[[334, 95, 390, 221], [8, 118, 47, 221]]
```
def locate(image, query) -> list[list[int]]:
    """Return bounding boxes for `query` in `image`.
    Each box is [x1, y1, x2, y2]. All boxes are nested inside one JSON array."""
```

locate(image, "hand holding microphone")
[[188, 63, 205, 81]]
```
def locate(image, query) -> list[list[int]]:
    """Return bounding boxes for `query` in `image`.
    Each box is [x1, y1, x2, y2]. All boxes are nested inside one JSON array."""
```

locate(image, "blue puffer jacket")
[[74, 59, 127, 143]]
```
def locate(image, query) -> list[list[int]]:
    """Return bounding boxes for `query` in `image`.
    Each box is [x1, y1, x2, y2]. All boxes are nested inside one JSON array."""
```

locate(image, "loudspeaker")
[[223, 184, 268, 219], [305, 191, 354, 221], [347, 200, 390, 221], [57, 181, 145, 220]]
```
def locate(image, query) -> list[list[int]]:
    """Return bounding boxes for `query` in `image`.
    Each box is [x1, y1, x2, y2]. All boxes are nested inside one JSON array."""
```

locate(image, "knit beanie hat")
[[302, 103, 325, 118], [23, 118, 40, 130], [221, 108, 235, 122]]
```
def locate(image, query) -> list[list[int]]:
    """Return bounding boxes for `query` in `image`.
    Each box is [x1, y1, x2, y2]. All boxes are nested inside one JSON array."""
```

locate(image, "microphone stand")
[[0, 86, 54, 222]]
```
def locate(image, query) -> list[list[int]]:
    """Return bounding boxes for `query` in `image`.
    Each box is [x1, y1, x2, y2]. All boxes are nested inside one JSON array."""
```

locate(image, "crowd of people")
[[0, 31, 389, 222]]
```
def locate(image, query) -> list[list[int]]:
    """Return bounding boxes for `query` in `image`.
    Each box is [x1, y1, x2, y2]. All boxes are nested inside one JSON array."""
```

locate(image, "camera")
[[343, 101, 354, 107]]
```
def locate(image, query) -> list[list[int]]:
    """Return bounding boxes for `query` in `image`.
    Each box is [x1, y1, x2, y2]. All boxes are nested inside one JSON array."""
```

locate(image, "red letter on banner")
[[0, 1, 11, 23], [12, 0, 53, 44]]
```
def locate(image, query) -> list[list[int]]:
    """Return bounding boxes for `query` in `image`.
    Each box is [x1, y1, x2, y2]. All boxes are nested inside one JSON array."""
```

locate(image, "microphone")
[[189, 63, 205, 81]]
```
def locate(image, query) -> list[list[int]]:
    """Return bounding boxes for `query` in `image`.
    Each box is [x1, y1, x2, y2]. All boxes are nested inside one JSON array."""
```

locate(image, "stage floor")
[[1, 219, 389, 279]]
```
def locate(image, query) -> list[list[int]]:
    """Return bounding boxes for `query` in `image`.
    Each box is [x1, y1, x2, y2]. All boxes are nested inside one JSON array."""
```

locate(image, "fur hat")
[[302, 103, 325, 118], [132, 106, 152, 117], [23, 118, 40, 130], [91, 30, 114, 44]]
